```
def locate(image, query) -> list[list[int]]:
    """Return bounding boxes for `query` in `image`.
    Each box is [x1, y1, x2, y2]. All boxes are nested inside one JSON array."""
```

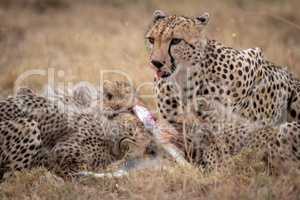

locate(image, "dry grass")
[[0, 0, 300, 199], [1, 151, 300, 200]]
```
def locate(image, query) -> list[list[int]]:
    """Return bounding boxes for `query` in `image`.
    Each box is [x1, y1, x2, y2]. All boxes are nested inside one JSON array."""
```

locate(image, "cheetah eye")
[[147, 37, 155, 45], [170, 38, 182, 45]]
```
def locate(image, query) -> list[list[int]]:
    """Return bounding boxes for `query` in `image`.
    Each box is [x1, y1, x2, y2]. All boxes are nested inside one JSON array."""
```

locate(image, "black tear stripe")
[[168, 42, 177, 72], [168, 39, 196, 72]]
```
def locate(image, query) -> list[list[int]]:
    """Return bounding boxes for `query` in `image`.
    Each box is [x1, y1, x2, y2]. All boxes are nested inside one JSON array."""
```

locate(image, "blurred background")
[[0, 0, 299, 105]]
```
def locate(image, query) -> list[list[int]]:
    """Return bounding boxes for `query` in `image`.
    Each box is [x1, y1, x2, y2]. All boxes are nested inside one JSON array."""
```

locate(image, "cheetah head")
[[111, 111, 152, 159], [145, 10, 209, 80]]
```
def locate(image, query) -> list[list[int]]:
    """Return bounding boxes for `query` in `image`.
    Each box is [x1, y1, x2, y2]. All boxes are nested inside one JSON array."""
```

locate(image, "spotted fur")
[[168, 99, 300, 170], [146, 10, 300, 170], [0, 82, 148, 177], [145, 11, 300, 127]]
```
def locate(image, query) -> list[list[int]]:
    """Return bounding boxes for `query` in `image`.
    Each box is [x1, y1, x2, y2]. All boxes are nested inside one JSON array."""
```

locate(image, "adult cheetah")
[[145, 10, 300, 127], [143, 10, 300, 171]]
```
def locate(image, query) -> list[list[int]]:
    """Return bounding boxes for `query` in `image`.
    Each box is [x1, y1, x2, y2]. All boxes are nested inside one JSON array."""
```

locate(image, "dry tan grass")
[[1, 0, 300, 199], [1, 151, 300, 200]]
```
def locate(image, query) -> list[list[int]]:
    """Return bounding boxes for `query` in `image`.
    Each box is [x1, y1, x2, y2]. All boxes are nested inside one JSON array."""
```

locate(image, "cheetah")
[[164, 98, 300, 171], [0, 118, 41, 178], [0, 87, 72, 178], [42, 82, 148, 177], [0, 82, 149, 178], [145, 10, 300, 127]]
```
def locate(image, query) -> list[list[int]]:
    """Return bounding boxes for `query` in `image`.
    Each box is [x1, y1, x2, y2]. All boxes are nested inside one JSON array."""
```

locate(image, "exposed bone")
[[77, 156, 166, 178], [77, 169, 128, 178], [132, 103, 190, 166]]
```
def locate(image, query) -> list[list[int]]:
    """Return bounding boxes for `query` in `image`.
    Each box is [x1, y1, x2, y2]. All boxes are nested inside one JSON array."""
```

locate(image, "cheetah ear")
[[196, 12, 210, 25], [16, 87, 35, 96], [72, 82, 97, 107], [153, 10, 167, 22]]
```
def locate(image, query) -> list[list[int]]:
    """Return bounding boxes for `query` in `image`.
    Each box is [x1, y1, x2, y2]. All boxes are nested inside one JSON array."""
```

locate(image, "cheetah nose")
[[151, 60, 164, 69]]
